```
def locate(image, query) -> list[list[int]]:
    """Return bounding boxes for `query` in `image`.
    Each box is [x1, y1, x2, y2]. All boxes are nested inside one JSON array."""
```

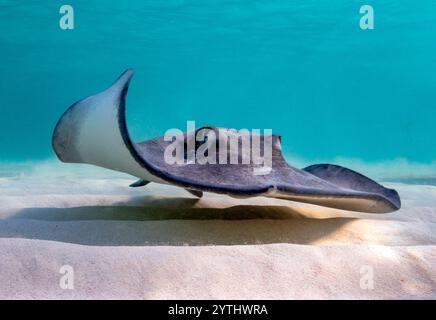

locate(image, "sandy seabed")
[[0, 163, 435, 299]]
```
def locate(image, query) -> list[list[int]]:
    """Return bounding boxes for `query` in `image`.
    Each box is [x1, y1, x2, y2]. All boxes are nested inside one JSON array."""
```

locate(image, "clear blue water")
[[0, 1, 435, 173]]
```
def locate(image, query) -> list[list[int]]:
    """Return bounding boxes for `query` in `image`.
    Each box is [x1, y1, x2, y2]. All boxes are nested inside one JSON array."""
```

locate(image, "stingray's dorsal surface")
[[52, 69, 401, 213]]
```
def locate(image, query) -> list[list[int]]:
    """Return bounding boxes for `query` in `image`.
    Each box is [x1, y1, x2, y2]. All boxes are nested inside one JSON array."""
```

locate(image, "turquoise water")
[[0, 1, 435, 175]]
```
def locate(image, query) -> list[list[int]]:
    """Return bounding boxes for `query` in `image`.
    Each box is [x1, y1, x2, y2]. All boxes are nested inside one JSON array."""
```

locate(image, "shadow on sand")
[[0, 196, 354, 246]]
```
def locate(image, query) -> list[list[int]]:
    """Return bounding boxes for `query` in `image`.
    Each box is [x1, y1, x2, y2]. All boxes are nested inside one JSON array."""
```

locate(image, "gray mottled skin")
[[134, 128, 401, 212], [52, 69, 401, 213]]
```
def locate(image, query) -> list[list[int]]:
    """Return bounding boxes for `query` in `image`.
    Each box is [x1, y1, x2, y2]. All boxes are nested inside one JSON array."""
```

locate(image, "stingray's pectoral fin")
[[129, 179, 150, 188], [52, 69, 161, 184], [303, 163, 401, 212], [185, 189, 203, 198]]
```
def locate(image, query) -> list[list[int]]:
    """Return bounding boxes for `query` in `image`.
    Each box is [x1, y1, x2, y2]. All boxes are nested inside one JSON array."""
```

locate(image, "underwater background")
[[0, 0, 435, 181]]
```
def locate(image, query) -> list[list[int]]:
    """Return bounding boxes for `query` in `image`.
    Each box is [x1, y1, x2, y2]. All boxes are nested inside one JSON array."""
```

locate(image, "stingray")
[[52, 69, 401, 213]]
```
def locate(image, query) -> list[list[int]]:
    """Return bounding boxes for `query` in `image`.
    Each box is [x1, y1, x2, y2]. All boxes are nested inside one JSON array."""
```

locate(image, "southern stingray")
[[52, 69, 401, 213]]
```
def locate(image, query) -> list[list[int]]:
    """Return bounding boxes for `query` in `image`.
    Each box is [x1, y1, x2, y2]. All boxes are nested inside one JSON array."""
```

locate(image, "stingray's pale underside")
[[52, 69, 401, 213]]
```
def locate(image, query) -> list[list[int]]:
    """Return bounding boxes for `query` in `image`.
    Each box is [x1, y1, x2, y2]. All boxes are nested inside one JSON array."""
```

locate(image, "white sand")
[[0, 162, 435, 299]]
